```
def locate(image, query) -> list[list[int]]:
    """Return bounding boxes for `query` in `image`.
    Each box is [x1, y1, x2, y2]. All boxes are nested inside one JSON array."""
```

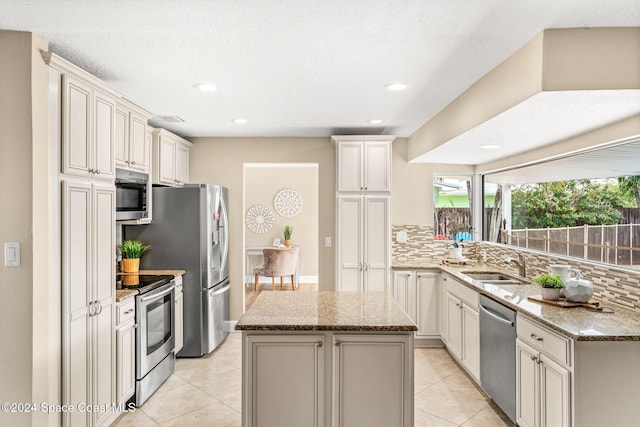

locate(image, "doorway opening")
[[243, 163, 319, 311]]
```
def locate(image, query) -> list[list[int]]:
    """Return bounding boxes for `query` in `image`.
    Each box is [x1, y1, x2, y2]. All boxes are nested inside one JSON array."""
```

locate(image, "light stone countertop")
[[115, 269, 186, 302], [393, 262, 640, 341], [235, 291, 418, 332]]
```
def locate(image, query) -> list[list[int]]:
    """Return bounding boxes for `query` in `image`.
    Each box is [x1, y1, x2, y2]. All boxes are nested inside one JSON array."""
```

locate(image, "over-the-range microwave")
[[115, 168, 149, 221]]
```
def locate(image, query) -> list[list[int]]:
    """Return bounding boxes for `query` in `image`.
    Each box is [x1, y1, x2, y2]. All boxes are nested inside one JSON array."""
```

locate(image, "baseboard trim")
[[245, 275, 318, 285]]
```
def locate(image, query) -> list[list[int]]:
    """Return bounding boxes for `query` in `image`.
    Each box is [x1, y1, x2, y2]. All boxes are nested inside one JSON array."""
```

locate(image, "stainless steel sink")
[[460, 271, 526, 285]]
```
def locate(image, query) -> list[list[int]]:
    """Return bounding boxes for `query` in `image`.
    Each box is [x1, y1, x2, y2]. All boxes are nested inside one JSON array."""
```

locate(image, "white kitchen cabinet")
[[416, 272, 439, 339], [152, 128, 192, 187], [62, 180, 116, 426], [333, 137, 393, 192], [243, 334, 325, 427], [446, 292, 463, 360], [445, 276, 480, 381], [516, 339, 570, 427], [391, 271, 440, 341], [242, 331, 413, 427], [116, 298, 135, 405], [439, 276, 449, 343], [392, 270, 416, 322], [174, 275, 184, 354], [115, 101, 151, 173], [62, 74, 115, 180], [333, 334, 413, 427], [337, 195, 389, 292], [461, 302, 480, 379], [516, 316, 571, 427]]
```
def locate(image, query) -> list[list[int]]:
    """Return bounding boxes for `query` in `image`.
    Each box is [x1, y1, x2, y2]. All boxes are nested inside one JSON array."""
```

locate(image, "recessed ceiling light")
[[193, 82, 218, 92], [478, 144, 502, 150], [232, 118, 248, 124], [384, 82, 408, 91], [367, 119, 384, 124]]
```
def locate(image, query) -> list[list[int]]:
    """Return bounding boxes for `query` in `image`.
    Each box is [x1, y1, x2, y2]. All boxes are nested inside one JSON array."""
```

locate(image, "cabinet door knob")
[[316, 341, 323, 348], [131, 161, 136, 165], [335, 340, 341, 347]]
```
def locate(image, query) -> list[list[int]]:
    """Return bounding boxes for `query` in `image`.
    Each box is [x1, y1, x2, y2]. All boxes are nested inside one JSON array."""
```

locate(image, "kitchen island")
[[235, 291, 417, 427]]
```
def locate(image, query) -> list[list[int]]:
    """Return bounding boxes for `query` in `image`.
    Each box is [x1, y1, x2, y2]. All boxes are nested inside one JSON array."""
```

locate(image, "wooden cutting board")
[[527, 295, 600, 309]]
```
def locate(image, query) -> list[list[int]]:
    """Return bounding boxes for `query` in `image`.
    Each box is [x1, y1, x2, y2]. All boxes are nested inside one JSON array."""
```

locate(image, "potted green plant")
[[533, 274, 564, 300], [118, 240, 151, 273], [283, 226, 293, 248]]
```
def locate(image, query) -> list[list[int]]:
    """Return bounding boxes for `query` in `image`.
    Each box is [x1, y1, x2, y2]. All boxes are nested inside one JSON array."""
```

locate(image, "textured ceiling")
[[1, 0, 639, 145]]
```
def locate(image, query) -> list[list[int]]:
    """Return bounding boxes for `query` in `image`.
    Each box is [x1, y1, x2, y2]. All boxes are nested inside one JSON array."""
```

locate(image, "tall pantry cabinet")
[[333, 136, 395, 292], [45, 52, 119, 427]]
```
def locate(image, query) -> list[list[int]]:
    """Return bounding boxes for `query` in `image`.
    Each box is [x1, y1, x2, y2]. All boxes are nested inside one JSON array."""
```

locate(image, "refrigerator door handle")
[[209, 282, 231, 297], [219, 194, 229, 275]]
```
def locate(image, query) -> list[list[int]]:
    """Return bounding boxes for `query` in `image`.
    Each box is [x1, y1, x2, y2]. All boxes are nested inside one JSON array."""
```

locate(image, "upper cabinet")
[[152, 128, 192, 187], [333, 136, 394, 193], [115, 100, 152, 173], [62, 74, 116, 180]]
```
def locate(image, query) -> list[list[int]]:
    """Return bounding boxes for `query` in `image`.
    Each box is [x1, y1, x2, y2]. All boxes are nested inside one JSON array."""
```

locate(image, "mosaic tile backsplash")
[[392, 225, 640, 311]]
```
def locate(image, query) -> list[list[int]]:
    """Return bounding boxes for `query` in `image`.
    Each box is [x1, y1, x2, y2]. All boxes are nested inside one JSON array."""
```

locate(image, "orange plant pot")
[[122, 258, 140, 273], [284, 239, 292, 248]]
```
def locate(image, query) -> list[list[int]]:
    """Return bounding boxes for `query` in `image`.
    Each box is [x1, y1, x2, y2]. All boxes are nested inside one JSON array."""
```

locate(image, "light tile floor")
[[113, 333, 513, 426]]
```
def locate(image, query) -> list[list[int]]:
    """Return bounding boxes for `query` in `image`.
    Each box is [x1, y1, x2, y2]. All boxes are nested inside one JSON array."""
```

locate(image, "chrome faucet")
[[504, 253, 526, 277]]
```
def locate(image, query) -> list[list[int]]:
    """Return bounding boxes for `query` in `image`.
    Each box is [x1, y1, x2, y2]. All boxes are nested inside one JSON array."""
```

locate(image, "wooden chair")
[[254, 247, 299, 291]]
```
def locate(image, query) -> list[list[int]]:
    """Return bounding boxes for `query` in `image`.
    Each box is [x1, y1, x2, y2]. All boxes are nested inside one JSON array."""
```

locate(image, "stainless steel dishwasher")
[[479, 294, 517, 424]]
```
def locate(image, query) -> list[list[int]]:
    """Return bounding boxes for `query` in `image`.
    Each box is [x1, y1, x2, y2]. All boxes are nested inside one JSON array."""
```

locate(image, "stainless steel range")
[[117, 274, 176, 406]]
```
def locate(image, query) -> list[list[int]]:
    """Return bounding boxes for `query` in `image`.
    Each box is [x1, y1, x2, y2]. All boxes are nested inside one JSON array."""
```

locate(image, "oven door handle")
[[140, 283, 175, 303]]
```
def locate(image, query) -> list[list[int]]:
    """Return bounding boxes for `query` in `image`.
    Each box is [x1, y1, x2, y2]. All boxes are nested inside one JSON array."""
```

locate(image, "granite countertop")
[[115, 269, 186, 302], [393, 262, 640, 342], [235, 291, 418, 332]]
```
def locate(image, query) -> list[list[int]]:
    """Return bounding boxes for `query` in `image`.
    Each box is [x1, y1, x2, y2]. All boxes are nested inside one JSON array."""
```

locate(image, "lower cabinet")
[[516, 339, 571, 427], [116, 298, 136, 405], [416, 272, 440, 338], [391, 271, 439, 341], [516, 316, 571, 427], [444, 276, 480, 381], [174, 276, 184, 354], [242, 332, 413, 427]]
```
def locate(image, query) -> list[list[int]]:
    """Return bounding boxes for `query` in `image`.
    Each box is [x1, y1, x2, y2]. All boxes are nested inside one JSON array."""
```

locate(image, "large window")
[[483, 138, 640, 269]]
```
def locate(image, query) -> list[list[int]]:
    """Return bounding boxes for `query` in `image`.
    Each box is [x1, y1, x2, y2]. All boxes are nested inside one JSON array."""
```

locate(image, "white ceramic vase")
[[563, 270, 593, 303], [540, 287, 561, 301], [449, 247, 463, 260]]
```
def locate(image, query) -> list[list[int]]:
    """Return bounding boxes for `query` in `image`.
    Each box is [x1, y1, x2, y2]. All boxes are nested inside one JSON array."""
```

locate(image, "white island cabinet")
[[236, 291, 416, 427]]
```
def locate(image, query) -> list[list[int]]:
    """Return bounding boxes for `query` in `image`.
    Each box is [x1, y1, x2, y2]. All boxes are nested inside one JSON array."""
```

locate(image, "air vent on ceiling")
[[154, 115, 186, 123]]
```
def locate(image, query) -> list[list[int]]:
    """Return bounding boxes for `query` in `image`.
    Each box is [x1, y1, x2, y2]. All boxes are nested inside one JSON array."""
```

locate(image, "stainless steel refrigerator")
[[125, 184, 230, 357]]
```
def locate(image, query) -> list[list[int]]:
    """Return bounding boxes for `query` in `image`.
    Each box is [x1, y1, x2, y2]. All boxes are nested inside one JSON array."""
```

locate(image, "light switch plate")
[[325, 237, 332, 247], [4, 242, 20, 267]]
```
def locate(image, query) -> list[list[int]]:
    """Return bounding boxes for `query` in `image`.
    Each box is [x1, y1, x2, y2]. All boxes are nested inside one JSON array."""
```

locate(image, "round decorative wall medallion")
[[274, 188, 303, 217], [245, 204, 274, 234]]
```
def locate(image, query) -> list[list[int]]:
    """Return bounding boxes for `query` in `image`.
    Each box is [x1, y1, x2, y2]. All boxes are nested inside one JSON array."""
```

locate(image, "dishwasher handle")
[[479, 303, 514, 327]]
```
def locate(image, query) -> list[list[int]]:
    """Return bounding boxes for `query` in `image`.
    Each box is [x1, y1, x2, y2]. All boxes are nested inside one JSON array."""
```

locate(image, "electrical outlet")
[[396, 231, 408, 243], [325, 237, 332, 247]]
